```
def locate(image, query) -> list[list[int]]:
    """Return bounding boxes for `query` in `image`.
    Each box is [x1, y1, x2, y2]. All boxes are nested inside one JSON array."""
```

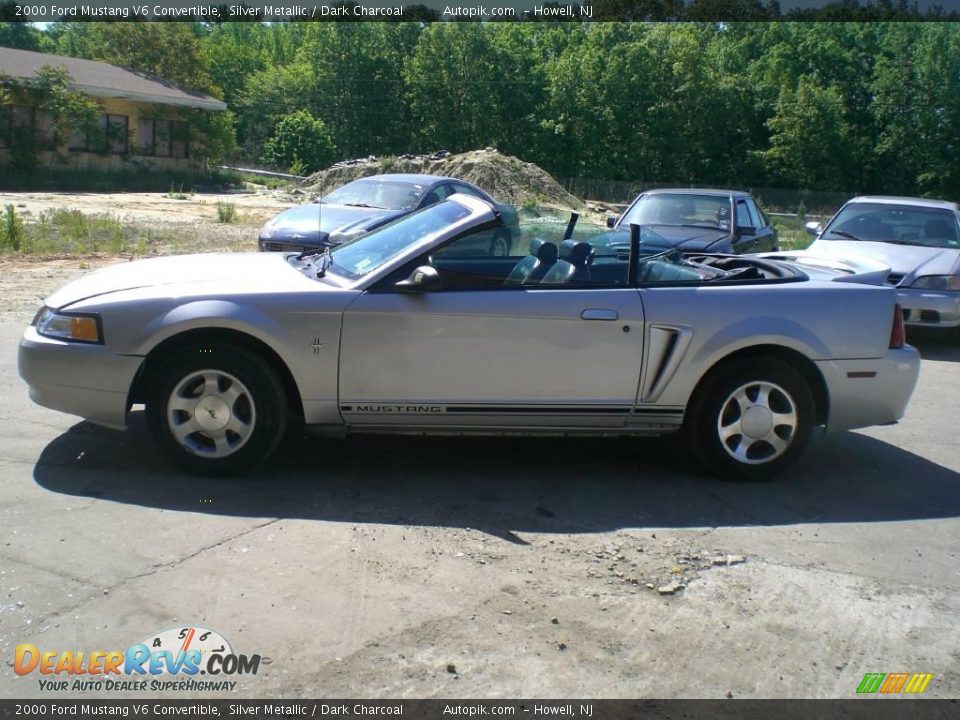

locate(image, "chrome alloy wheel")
[[166, 369, 257, 458], [716, 380, 798, 465]]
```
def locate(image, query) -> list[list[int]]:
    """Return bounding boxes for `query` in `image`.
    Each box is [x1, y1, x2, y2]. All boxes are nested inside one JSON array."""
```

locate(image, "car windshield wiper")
[[295, 245, 330, 261], [342, 202, 385, 209], [314, 247, 334, 278], [637, 222, 724, 231], [829, 230, 864, 242]]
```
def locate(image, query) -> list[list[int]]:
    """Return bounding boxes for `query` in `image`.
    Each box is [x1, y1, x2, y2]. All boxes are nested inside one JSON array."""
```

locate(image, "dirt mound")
[[300, 148, 584, 210]]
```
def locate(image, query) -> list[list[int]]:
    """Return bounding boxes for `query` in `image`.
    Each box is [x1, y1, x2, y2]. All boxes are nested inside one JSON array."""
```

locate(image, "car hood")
[[265, 203, 405, 242], [46, 253, 327, 309], [808, 239, 960, 277], [618, 224, 730, 251]]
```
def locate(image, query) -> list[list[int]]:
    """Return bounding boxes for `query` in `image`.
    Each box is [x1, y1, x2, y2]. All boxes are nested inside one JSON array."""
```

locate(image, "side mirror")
[[395, 265, 442, 293], [805, 221, 823, 237], [737, 226, 756, 237], [606, 216, 618, 229]]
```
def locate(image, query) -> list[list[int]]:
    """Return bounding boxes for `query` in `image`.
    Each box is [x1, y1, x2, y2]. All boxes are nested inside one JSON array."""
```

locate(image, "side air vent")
[[642, 325, 694, 402]]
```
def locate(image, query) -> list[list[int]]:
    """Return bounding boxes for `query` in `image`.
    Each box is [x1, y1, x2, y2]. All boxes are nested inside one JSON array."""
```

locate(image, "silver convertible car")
[[19, 194, 920, 481]]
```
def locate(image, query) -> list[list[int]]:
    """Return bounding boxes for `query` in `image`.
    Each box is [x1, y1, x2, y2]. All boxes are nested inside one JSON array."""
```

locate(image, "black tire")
[[489, 232, 512, 257], [685, 358, 814, 482], [146, 342, 288, 476]]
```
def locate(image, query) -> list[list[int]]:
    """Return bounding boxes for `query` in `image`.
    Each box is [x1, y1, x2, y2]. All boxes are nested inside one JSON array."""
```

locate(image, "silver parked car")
[[19, 194, 920, 481], [806, 196, 960, 339]]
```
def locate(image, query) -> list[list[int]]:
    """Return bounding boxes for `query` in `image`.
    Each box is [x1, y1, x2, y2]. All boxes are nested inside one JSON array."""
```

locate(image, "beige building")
[[0, 47, 227, 173]]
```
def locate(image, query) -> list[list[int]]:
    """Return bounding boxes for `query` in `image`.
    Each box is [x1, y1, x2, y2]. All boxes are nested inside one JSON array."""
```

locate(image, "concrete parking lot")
[[1, 312, 958, 699]]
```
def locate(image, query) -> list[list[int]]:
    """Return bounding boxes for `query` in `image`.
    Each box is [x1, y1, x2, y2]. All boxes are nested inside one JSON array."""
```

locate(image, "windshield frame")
[[314, 194, 495, 288]]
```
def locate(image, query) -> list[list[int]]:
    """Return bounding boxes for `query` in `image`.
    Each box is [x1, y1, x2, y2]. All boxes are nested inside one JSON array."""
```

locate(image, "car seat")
[[504, 238, 559, 285], [924, 218, 958, 243], [539, 240, 594, 284], [846, 216, 894, 242]]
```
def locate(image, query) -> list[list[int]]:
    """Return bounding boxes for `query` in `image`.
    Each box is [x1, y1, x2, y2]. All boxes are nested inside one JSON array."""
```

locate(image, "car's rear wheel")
[[146, 342, 288, 475], [686, 358, 814, 481]]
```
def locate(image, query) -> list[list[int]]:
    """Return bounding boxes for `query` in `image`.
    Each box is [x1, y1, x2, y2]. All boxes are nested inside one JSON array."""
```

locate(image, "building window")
[[69, 113, 128, 154], [139, 118, 189, 159], [102, 114, 128, 154], [0, 105, 56, 150], [35, 112, 55, 148]]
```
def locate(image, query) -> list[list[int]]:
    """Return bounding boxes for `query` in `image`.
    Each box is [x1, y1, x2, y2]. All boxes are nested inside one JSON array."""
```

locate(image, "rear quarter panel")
[[640, 279, 898, 408]]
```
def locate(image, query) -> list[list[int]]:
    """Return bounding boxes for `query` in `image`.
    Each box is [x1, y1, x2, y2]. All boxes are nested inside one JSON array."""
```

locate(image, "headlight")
[[909, 275, 960, 291], [34, 307, 102, 343], [259, 220, 278, 240]]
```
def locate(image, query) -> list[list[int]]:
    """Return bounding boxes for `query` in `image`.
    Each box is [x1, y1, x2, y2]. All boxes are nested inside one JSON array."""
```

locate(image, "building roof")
[[0, 47, 227, 111]]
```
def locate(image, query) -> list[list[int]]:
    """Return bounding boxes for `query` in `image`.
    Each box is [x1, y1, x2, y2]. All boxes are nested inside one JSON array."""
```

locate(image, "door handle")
[[580, 308, 619, 321]]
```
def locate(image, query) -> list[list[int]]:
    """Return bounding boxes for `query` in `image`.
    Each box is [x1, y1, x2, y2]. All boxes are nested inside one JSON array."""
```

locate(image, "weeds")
[[165, 183, 191, 200], [216, 202, 237, 223], [1, 205, 25, 251]]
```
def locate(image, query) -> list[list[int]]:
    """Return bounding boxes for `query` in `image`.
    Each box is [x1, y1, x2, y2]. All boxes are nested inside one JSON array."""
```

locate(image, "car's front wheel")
[[489, 232, 512, 257], [146, 342, 288, 475], [686, 358, 814, 481]]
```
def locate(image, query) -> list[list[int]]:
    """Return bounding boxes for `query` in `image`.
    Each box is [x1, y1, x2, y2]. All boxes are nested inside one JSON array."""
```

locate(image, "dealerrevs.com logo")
[[857, 672, 934, 695], [14, 626, 263, 692]]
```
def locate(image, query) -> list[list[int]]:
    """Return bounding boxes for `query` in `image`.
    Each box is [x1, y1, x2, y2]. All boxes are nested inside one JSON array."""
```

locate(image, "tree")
[[53, 23, 215, 94], [759, 77, 852, 191], [262, 110, 334, 174], [0, 21, 52, 51]]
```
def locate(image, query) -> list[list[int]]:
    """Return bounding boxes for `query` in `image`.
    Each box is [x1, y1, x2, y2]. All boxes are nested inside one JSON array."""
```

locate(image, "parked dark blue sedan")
[[607, 188, 779, 254], [259, 174, 520, 254]]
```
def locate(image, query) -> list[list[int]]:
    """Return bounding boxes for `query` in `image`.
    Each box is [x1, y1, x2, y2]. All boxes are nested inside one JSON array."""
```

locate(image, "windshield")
[[822, 203, 960, 248], [620, 193, 731, 231], [321, 178, 426, 211], [327, 201, 472, 280]]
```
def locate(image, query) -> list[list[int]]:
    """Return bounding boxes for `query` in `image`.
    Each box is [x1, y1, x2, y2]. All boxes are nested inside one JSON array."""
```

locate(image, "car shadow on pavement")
[[32, 413, 960, 542], [911, 333, 960, 362]]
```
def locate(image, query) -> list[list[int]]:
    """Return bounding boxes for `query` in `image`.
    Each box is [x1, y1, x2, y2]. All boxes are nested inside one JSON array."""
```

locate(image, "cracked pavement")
[[1, 315, 959, 699]]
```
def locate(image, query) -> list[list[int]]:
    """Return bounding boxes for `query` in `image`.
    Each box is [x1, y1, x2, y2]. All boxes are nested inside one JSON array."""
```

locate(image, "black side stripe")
[[340, 404, 683, 415]]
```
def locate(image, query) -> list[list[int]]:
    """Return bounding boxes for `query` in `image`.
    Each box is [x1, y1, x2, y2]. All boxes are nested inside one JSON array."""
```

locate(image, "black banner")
[[3, 0, 960, 23], [1, 700, 959, 720]]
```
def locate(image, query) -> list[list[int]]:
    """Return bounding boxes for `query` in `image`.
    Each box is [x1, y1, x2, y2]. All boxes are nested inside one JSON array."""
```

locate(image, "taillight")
[[890, 303, 905, 349]]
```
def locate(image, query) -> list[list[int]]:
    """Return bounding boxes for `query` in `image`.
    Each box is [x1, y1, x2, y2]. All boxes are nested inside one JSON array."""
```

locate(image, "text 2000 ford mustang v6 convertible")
[[19, 194, 920, 480]]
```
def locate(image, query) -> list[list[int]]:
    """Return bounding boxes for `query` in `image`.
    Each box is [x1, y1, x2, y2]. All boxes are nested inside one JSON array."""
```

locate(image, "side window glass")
[[420, 184, 453, 208], [746, 199, 763, 227], [453, 183, 486, 200], [736, 200, 753, 228]]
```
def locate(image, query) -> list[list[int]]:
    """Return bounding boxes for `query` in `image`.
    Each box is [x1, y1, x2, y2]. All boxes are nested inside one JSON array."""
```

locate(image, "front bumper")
[[18, 327, 143, 430], [896, 287, 960, 328], [815, 346, 921, 433]]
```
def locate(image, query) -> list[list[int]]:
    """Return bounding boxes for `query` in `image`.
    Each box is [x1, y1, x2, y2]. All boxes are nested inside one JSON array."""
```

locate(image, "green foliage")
[[26, 208, 125, 255], [165, 183, 191, 200], [215, 202, 237, 224], [10, 21, 960, 200], [261, 110, 334, 175], [52, 23, 215, 94], [0, 66, 101, 172], [1, 205, 24, 251]]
